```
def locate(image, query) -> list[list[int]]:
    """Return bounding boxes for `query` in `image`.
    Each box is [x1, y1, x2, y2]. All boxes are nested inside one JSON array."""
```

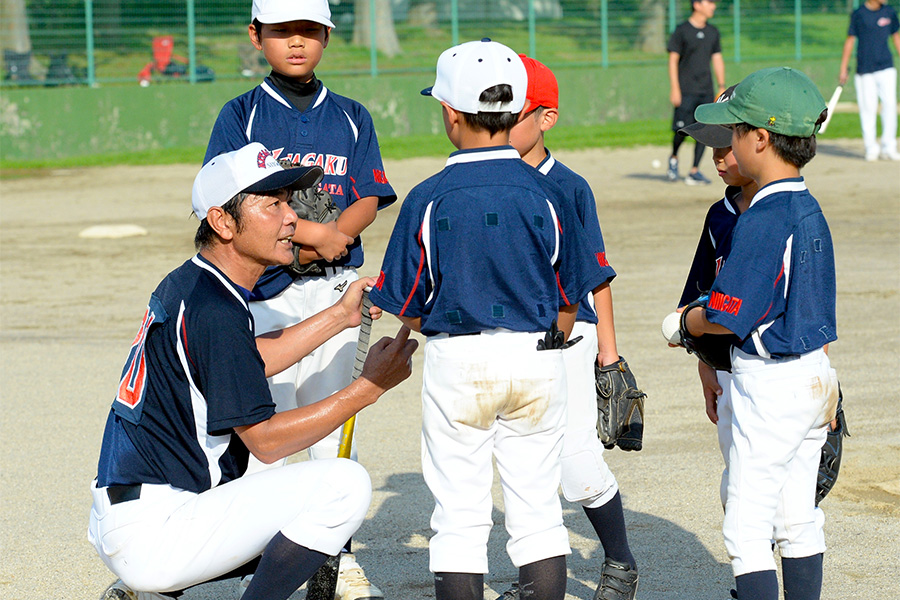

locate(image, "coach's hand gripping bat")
[[305, 291, 374, 600]]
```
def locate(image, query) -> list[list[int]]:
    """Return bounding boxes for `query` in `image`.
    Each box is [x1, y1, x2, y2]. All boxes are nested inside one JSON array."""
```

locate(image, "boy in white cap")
[[90, 143, 416, 600], [204, 2, 397, 595], [369, 39, 606, 600]]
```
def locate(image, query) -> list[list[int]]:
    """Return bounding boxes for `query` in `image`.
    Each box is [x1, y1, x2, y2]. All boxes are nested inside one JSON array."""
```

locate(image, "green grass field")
[[0, 112, 861, 173]]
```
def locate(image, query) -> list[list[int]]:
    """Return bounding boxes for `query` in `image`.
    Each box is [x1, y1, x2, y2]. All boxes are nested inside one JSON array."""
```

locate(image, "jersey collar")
[[261, 78, 329, 112], [445, 145, 520, 167], [191, 254, 251, 308], [537, 149, 556, 175], [749, 177, 806, 208]]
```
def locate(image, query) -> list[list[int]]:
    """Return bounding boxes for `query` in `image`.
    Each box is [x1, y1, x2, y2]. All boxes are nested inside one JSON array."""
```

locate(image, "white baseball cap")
[[251, 0, 335, 28], [192, 143, 323, 220], [421, 39, 527, 114]]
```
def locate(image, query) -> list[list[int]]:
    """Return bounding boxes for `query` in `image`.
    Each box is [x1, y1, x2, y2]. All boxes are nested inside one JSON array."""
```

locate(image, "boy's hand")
[[312, 222, 354, 262], [292, 221, 353, 263], [698, 360, 722, 424]]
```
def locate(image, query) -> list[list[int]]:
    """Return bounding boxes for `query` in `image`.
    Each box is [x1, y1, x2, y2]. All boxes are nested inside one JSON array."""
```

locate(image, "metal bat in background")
[[818, 85, 843, 134], [306, 290, 374, 600]]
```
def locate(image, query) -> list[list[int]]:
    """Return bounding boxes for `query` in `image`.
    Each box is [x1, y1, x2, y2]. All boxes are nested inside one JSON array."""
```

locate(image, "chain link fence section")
[[1, 0, 855, 88]]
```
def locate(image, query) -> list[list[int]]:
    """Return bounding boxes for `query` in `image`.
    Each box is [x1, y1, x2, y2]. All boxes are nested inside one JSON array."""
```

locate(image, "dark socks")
[[782, 554, 823, 600], [241, 533, 330, 600], [434, 572, 483, 600], [583, 492, 636, 570], [735, 570, 778, 600], [519, 555, 567, 600]]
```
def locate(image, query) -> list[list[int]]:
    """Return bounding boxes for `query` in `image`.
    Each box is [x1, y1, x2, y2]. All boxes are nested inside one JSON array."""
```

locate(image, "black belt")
[[107, 484, 142, 505], [449, 331, 481, 337]]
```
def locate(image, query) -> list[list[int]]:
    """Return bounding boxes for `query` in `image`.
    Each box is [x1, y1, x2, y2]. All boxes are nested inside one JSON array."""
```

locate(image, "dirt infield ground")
[[2, 140, 898, 600]]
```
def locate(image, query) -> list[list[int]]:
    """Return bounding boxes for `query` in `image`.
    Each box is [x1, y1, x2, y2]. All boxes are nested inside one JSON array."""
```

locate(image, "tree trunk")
[[636, 0, 667, 54], [1, 0, 31, 52], [353, 0, 402, 58]]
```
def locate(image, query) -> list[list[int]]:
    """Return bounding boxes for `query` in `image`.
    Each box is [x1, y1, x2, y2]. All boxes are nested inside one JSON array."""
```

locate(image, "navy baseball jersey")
[[849, 3, 899, 74], [706, 179, 837, 358], [205, 78, 397, 299], [679, 185, 742, 307], [537, 151, 617, 324], [370, 146, 604, 337], [96, 255, 276, 494]]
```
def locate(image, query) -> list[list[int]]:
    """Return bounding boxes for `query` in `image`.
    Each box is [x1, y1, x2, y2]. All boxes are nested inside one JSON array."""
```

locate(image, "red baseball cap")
[[519, 54, 559, 110]]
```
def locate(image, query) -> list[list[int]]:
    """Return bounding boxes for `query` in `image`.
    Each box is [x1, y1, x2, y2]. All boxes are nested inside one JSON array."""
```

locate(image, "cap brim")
[[243, 165, 324, 194], [679, 122, 733, 148], [694, 101, 740, 126], [420, 86, 434, 96], [254, 13, 335, 28]]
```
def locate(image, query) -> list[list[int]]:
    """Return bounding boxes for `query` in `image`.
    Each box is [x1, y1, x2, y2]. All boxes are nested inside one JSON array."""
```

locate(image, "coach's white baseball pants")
[[723, 347, 838, 577], [88, 459, 370, 593], [559, 320, 619, 508], [421, 330, 571, 573], [855, 67, 898, 158], [247, 267, 360, 472]]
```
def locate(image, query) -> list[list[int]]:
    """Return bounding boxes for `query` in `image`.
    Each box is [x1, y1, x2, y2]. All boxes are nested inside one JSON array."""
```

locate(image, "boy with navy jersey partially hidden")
[[505, 55, 640, 600], [682, 67, 840, 600], [369, 39, 606, 600]]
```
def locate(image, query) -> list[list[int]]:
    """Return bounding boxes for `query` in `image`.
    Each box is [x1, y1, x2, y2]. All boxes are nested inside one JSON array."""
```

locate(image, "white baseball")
[[652, 159, 662, 169], [661, 310, 682, 345]]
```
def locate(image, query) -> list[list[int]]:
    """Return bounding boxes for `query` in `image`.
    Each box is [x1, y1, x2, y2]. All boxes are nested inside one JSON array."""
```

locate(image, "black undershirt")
[[267, 71, 321, 112]]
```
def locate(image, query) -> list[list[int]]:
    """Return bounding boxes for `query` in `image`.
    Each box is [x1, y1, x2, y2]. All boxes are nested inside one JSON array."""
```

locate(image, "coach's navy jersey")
[[96, 255, 276, 494], [706, 179, 837, 358], [679, 186, 742, 307], [370, 146, 604, 337], [538, 151, 617, 324], [204, 78, 397, 299]]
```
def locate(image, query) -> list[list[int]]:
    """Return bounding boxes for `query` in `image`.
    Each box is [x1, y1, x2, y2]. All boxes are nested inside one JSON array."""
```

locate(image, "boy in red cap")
[[505, 55, 641, 600]]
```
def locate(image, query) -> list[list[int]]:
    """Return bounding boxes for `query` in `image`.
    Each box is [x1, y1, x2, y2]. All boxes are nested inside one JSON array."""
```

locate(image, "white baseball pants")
[[88, 459, 370, 593], [855, 67, 898, 157], [421, 330, 571, 573], [559, 320, 619, 508], [248, 267, 360, 471], [723, 347, 838, 577]]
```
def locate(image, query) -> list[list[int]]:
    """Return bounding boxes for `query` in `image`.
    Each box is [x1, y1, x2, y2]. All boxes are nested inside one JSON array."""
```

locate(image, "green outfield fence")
[[2, 0, 859, 87]]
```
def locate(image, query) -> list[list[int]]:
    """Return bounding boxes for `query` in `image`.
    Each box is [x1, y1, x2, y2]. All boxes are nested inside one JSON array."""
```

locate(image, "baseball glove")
[[595, 356, 647, 451], [816, 385, 849, 506], [277, 159, 341, 277], [679, 298, 736, 372]]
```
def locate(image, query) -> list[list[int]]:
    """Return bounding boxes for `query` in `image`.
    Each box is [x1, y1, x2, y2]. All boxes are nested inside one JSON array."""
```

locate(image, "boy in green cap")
[[680, 67, 839, 600]]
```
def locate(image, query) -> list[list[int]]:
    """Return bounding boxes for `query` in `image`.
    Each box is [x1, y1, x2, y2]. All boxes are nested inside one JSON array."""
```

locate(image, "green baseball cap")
[[694, 67, 827, 137]]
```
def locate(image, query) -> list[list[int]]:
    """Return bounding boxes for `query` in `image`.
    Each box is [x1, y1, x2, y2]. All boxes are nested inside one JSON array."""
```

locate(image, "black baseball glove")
[[679, 298, 737, 372], [816, 385, 849, 506], [595, 356, 647, 451], [278, 159, 341, 277]]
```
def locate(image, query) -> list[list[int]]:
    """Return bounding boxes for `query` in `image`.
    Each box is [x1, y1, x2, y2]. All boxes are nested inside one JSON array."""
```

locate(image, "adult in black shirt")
[[667, 0, 726, 184]]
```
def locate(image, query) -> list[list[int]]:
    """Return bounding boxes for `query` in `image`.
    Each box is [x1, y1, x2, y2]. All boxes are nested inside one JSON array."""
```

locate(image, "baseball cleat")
[[593, 558, 638, 600], [100, 579, 174, 600], [684, 171, 712, 185], [880, 150, 900, 161], [495, 581, 520, 599], [335, 553, 384, 600], [666, 157, 679, 181]]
